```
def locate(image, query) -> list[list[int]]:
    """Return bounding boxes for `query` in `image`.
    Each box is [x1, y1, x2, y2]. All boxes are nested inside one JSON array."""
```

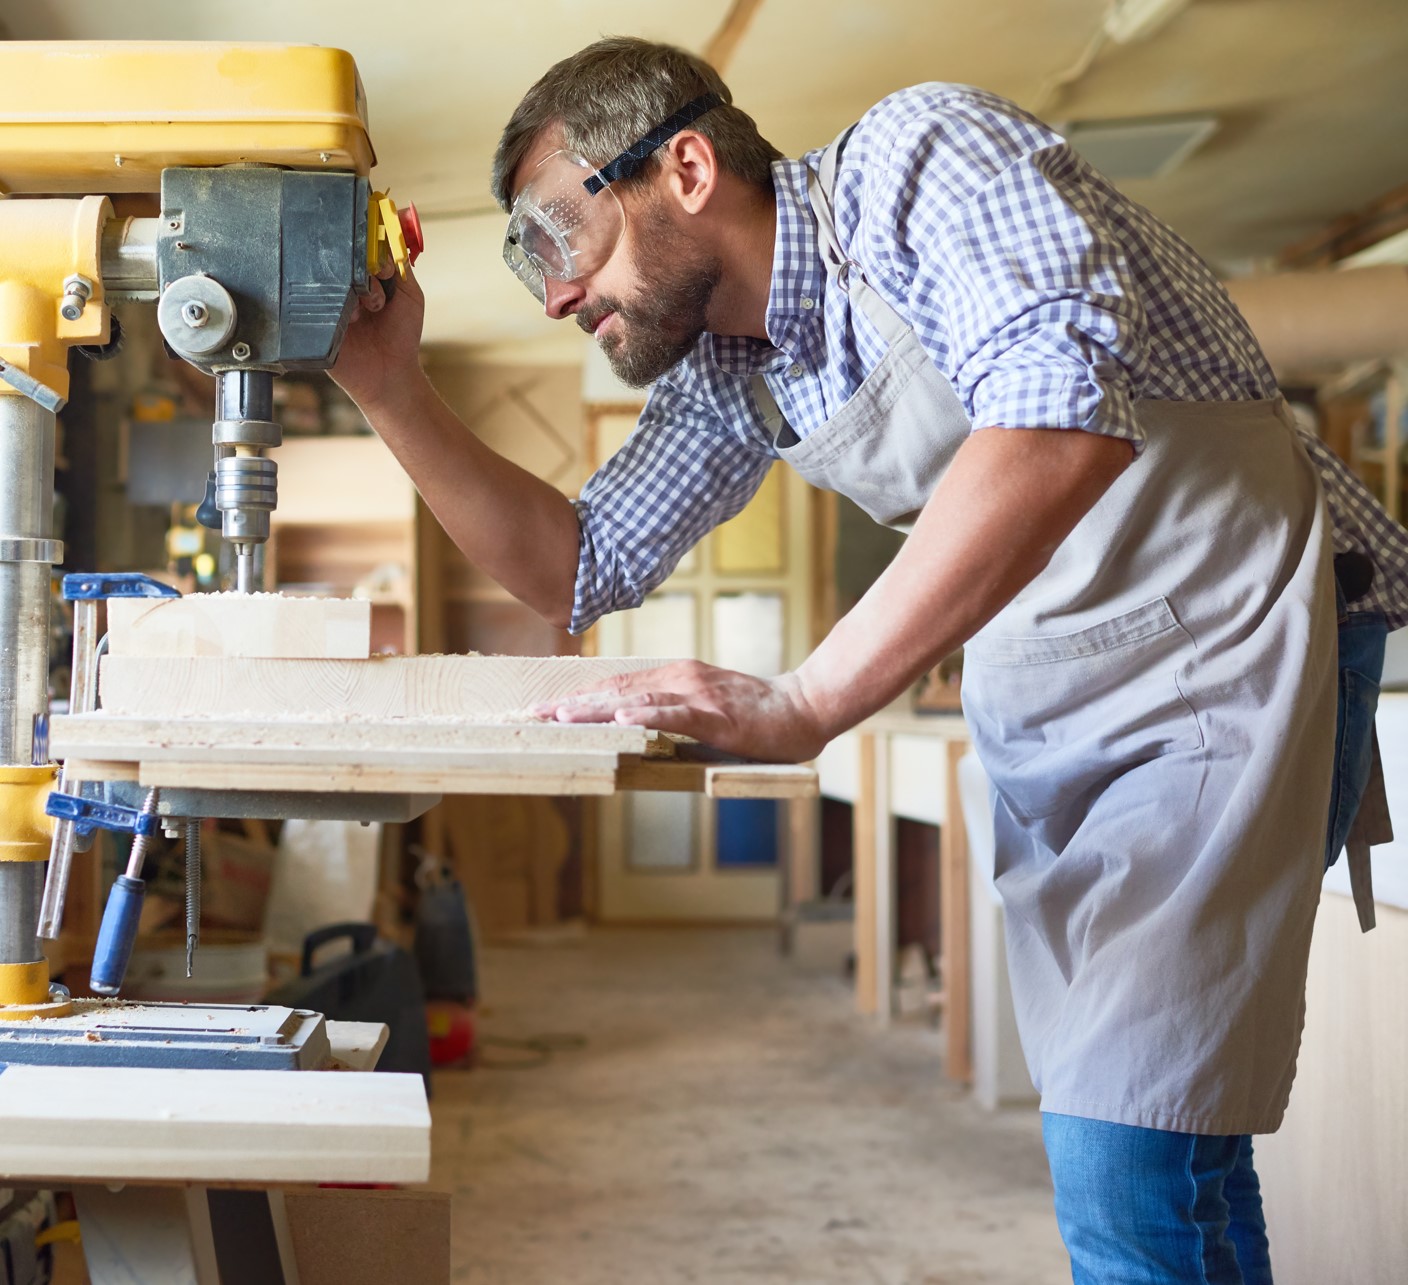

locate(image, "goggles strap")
[[582, 92, 724, 194]]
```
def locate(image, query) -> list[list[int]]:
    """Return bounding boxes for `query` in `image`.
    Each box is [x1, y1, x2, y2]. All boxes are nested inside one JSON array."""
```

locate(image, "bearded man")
[[333, 37, 1406, 1284]]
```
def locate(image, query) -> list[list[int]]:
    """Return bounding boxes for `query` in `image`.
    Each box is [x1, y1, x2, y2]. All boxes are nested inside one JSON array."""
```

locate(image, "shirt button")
[[788, 363, 803, 379], [800, 297, 815, 310]]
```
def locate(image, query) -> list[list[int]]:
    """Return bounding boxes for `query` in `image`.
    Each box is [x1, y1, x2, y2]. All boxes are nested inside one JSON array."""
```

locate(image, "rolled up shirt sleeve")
[[865, 92, 1154, 451], [570, 376, 774, 634]]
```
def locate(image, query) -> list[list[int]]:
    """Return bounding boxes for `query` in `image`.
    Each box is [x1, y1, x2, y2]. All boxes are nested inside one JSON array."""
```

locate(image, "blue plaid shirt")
[[571, 84, 1408, 634]]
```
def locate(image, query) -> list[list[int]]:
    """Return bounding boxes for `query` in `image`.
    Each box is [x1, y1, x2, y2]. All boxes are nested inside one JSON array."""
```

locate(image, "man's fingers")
[[530, 689, 612, 718], [534, 689, 688, 723], [614, 704, 713, 736]]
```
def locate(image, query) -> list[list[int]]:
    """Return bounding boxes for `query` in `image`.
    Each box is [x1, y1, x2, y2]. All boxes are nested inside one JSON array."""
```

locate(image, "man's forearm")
[[794, 427, 1134, 740], [359, 372, 581, 628]]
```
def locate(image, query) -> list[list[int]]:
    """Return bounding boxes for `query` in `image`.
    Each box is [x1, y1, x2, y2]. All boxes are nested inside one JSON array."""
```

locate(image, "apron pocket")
[[963, 597, 1204, 824]]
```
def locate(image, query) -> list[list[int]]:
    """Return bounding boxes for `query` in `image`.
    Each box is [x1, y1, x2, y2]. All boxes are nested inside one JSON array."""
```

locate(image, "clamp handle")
[[41, 573, 179, 943], [62, 572, 180, 602]]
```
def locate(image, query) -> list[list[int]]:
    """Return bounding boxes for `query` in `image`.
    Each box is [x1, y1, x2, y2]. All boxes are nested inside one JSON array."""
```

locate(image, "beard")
[[577, 200, 722, 388]]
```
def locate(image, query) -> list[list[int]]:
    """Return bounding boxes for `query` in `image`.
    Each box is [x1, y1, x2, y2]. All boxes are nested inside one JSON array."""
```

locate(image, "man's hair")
[[491, 36, 782, 210]]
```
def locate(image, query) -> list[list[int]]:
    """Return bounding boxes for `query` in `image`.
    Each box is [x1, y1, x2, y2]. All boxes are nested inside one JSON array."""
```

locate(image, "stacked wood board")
[[50, 594, 817, 800]]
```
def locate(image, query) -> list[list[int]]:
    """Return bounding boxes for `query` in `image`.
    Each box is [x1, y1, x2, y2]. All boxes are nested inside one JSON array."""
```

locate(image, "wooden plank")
[[52, 713, 652, 760], [786, 795, 820, 907], [614, 757, 708, 793], [872, 735, 895, 1026], [614, 756, 817, 798], [941, 738, 973, 1084], [705, 763, 818, 799], [107, 593, 372, 660], [73, 1185, 219, 1285], [0, 1065, 429, 1184], [100, 654, 674, 720], [133, 759, 619, 797], [326, 1020, 390, 1073], [853, 733, 878, 1017], [56, 758, 135, 782]]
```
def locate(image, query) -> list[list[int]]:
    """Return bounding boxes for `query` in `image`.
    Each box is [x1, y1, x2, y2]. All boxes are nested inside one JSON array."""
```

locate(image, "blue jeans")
[[1043, 1114, 1272, 1284]]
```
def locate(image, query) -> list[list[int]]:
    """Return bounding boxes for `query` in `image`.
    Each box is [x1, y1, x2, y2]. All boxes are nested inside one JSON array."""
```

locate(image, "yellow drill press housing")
[[0, 42, 375, 194]]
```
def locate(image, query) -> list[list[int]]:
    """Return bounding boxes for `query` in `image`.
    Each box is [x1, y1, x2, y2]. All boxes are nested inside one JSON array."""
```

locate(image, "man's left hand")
[[531, 662, 828, 763]]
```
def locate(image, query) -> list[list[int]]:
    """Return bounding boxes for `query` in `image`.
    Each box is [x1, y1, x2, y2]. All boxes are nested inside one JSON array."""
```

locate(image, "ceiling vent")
[[1061, 115, 1218, 180]]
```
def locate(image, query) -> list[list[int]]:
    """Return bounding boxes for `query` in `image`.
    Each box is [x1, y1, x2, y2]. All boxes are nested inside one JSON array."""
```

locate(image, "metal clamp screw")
[[231, 342, 252, 361], [181, 300, 209, 329], [60, 275, 93, 321]]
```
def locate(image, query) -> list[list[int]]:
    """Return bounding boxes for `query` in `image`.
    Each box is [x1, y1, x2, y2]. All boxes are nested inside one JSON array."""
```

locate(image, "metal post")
[[0, 396, 56, 768], [0, 395, 58, 971]]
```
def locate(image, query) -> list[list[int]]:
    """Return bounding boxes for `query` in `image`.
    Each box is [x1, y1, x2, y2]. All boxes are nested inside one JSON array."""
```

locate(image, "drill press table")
[[48, 650, 819, 806]]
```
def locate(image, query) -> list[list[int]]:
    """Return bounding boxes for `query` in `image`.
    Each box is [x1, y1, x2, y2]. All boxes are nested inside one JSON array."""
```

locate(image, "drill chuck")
[[215, 453, 277, 545]]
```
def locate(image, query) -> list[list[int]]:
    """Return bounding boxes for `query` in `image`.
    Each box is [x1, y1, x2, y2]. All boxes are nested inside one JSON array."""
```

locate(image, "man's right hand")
[[330, 263, 427, 413]]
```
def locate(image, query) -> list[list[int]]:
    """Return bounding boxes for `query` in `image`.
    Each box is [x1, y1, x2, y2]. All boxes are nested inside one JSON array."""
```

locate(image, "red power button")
[[397, 203, 424, 265]]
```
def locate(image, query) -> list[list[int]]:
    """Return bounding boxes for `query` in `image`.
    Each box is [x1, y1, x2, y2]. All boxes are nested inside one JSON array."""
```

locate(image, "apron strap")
[[1345, 726, 1392, 933], [805, 127, 916, 348], [750, 373, 797, 448]]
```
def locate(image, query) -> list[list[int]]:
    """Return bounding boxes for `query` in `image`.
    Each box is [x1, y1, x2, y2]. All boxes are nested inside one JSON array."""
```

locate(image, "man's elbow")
[[542, 601, 575, 633]]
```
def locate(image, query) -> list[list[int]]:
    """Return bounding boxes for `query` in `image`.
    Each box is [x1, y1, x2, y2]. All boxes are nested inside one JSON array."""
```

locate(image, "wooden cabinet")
[[270, 435, 443, 656]]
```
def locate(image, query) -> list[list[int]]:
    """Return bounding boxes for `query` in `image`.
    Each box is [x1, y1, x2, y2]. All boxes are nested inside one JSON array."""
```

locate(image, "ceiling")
[[3, 0, 1406, 363]]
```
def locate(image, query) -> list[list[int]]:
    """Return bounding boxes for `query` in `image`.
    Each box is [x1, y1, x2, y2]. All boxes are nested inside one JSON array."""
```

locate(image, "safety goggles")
[[502, 92, 722, 303]]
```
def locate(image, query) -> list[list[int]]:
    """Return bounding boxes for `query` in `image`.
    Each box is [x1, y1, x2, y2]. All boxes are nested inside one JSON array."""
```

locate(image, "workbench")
[[813, 706, 975, 1082]]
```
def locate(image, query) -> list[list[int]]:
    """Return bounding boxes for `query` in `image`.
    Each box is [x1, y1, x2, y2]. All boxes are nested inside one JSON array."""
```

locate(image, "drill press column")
[[0, 395, 58, 982], [0, 396, 55, 765]]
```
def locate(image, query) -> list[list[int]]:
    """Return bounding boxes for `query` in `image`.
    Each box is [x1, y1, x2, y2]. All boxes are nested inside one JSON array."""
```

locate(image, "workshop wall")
[[417, 354, 593, 935]]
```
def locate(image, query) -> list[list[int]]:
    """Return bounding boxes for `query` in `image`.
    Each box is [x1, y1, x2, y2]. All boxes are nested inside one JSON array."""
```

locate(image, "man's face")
[[577, 191, 723, 388], [509, 135, 722, 388]]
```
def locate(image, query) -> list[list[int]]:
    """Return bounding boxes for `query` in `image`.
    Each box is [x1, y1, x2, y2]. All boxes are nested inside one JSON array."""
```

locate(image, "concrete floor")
[[430, 927, 1070, 1284]]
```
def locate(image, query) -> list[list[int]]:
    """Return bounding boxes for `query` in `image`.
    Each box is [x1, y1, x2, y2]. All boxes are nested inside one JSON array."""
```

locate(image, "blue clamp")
[[45, 793, 162, 840], [62, 572, 180, 602]]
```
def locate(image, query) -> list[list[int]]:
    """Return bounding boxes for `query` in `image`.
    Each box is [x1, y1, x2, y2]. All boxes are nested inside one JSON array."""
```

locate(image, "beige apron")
[[754, 136, 1337, 1135]]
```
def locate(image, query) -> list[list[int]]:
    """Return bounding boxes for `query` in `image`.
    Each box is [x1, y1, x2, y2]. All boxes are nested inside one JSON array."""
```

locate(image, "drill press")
[[0, 41, 420, 1033]]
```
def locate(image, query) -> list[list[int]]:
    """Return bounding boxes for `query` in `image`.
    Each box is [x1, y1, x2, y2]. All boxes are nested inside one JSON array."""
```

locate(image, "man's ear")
[[658, 130, 719, 216]]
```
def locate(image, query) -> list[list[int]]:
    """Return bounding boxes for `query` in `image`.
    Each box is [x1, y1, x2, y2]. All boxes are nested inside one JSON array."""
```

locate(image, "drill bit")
[[185, 819, 201, 978], [235, 546, 256, 593]]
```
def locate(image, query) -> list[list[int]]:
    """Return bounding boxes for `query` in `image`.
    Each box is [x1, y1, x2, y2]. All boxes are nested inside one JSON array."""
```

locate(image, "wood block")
[[107, 593, 372, 660], [283, 1189, 450, 1285], [99, 653, 672, 719], [0, 1065, 429, 1184]]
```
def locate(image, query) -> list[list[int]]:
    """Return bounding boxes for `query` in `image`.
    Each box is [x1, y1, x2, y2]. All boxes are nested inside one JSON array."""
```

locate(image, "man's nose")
[[542, 276, 585, 320]]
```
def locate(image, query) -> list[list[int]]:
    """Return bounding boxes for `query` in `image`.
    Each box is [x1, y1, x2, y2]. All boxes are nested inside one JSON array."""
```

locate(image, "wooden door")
[[588, 409, 815, 921]]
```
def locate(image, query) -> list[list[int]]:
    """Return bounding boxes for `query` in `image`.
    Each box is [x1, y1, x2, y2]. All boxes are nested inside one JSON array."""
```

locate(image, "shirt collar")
[[708, 158, 825, 376]]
